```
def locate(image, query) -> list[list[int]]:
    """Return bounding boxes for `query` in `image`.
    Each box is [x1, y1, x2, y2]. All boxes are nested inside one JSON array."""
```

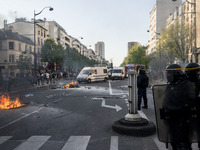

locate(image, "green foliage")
[[63, 47, 99, 72], [41, 37, 99, 72], [121, 43, 147, 66], [41, 38, 65, 65], [158, 19, 192, 63]]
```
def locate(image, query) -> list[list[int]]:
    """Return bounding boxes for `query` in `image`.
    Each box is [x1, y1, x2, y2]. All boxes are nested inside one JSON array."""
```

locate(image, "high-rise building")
[[147, 0, 182, 55], [95, 42, 105, 60]]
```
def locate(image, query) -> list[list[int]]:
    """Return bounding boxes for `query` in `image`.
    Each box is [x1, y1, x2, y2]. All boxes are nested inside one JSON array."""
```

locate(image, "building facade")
[[95, 42, 105, 60], [6, 18, 48, 68], [0, 29, 34, 77], [165, 0, 200, 63], [147, 0, 182, 55]]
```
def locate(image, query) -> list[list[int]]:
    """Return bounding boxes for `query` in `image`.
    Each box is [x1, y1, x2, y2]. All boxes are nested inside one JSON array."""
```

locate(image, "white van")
[[111, 67, 125, 80], [77, 67, 108, 83]]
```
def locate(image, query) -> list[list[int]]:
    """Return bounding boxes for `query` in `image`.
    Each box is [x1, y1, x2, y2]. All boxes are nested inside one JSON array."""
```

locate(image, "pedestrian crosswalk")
[[0, 135, 119, 150]]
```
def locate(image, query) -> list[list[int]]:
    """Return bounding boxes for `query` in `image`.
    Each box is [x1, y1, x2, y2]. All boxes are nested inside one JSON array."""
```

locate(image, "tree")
[[63, 46, 99, 74], [41, 38, 65, 69], [121, 43, 147, 66], [159, 19, 192, 63]]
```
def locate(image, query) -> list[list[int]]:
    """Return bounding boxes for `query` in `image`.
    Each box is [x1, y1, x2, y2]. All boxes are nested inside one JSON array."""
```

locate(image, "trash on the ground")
[[25, 94, 34, 97]]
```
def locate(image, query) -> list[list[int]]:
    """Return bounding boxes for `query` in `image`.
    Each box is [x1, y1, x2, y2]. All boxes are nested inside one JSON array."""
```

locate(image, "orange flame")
[[0, 93, 25, 109], [63, 81, 78, 89]]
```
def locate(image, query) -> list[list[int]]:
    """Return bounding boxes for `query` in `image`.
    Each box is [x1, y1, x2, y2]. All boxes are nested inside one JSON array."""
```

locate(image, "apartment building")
[[6, 18, 48, 67], [147, 0, 182, 55], [95, 42, 105, 61], [0, 29, 34, 77], [166, 0, 200, 63]]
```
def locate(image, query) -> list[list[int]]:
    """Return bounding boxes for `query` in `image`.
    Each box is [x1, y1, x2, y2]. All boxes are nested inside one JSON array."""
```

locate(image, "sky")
[[0, 0, 156, 67]]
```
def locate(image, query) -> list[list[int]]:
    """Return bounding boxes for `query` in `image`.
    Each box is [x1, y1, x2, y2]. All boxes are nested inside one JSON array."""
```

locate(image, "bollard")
[[125, 70, 142, 121], [112, 69, 156, 136]]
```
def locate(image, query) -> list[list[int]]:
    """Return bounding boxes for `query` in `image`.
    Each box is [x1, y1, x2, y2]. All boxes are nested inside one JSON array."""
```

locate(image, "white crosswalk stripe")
[[0, 135, 121, 150], [13, 136, 51, 150], [110, 136, 118, 150], [61, 136, 91, 150], [0, 136, 12, 144]]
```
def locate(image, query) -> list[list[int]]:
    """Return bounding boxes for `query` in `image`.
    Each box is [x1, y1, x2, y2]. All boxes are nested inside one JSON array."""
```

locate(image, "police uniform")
[[137, 69, 149, 110]]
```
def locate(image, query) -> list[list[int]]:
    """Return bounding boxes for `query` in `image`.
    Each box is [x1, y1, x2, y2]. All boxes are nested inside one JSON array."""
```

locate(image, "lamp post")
[[34, 6, 53, 72], [172, 0, 197, 63]]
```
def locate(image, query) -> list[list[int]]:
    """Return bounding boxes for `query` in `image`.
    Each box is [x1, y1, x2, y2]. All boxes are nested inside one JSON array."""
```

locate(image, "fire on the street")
[[0, 93, 25, 109], [63, 81, 79, 89]]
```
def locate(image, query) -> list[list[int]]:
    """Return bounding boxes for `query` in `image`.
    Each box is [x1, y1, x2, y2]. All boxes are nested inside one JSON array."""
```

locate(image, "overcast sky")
[[0, 0, 156, 66]]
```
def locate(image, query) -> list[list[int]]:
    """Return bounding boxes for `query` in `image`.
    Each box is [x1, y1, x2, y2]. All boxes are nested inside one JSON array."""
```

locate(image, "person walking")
[[137, 67, 149, 110]]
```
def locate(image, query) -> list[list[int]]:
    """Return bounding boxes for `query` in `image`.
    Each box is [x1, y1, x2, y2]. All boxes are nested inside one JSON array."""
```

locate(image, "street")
[[0, 78, 194, 150]]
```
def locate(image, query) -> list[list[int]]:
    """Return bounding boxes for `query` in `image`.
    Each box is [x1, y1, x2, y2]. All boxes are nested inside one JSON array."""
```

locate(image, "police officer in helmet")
[[185, 63, 200, 149], [165, 64, 184, 84], [185, 62, 200, 89], [164, 64, 193, 150]]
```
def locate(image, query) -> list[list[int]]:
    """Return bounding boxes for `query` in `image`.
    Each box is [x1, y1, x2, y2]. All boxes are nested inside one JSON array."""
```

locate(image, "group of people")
[[137, 62, 200, 149], [163, 63, 200, 150], [34, 70, 78, 86]]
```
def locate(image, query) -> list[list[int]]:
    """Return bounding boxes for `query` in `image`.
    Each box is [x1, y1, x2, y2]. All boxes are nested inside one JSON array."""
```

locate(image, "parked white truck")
[[77, 67, 108, 83], [111, 67, 125, 80]]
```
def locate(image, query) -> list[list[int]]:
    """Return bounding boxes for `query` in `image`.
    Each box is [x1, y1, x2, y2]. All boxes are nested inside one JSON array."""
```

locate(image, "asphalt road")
[[0, 78, 197, 150]]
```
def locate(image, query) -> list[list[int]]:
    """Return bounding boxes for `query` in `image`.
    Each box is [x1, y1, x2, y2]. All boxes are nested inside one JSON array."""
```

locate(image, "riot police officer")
[[163, 64, 195, 150], [185, 63, 200, 149], [185, 62, 200, 92]]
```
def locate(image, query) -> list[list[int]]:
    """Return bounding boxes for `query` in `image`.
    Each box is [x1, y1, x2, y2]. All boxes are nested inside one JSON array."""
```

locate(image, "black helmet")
[[185, 63, 200, 82], [165, 64, 183, 83], [138, 65, 146, 74]]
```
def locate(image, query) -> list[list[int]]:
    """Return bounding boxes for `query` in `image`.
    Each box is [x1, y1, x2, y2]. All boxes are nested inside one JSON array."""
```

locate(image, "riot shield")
[[152, 82, 200, 143]]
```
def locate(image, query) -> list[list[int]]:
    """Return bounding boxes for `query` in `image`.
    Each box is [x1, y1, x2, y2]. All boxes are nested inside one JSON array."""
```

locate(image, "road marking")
[[101, 99, 122, 112], [13, 136, 50, 150], [0, 107, 43, 130], [109, 80, 113, 95], [61, 136, 91, 150], [110, 136, 118, 150], [153, 137, 167, 150], [0, 136, 12, 144], [138, 111, 149, 121]]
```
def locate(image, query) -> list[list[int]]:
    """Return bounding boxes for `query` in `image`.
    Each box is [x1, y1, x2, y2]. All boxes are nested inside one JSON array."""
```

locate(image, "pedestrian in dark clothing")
[[137, 68, 149, 110]]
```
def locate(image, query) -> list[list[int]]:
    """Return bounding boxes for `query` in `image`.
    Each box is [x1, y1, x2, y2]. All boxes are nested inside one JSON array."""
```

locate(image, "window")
[[25, 45, 28, 51], [44, 31, 46, 37], [9, 55, 14, 63], [38, 38, 40, 45], [41, 30, 43, 36], [38, 30, 40, 35], [103, 69, 107, 73], [19, 43, 21, 51], [9, 42, 14, 49], [41, 39, 43, 46]]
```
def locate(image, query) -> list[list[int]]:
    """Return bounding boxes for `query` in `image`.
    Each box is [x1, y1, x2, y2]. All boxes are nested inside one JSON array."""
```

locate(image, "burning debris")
[[62, 81, 79, 89], [0, 93, 25, 109]]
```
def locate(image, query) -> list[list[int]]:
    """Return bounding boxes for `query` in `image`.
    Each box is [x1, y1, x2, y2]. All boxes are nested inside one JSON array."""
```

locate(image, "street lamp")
[[34, 6, 53, 72], [172, 0, 197, 62]]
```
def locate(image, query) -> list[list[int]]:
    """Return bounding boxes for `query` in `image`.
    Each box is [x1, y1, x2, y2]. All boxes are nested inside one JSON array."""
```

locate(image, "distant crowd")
[[34, 70, 77, 86]]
